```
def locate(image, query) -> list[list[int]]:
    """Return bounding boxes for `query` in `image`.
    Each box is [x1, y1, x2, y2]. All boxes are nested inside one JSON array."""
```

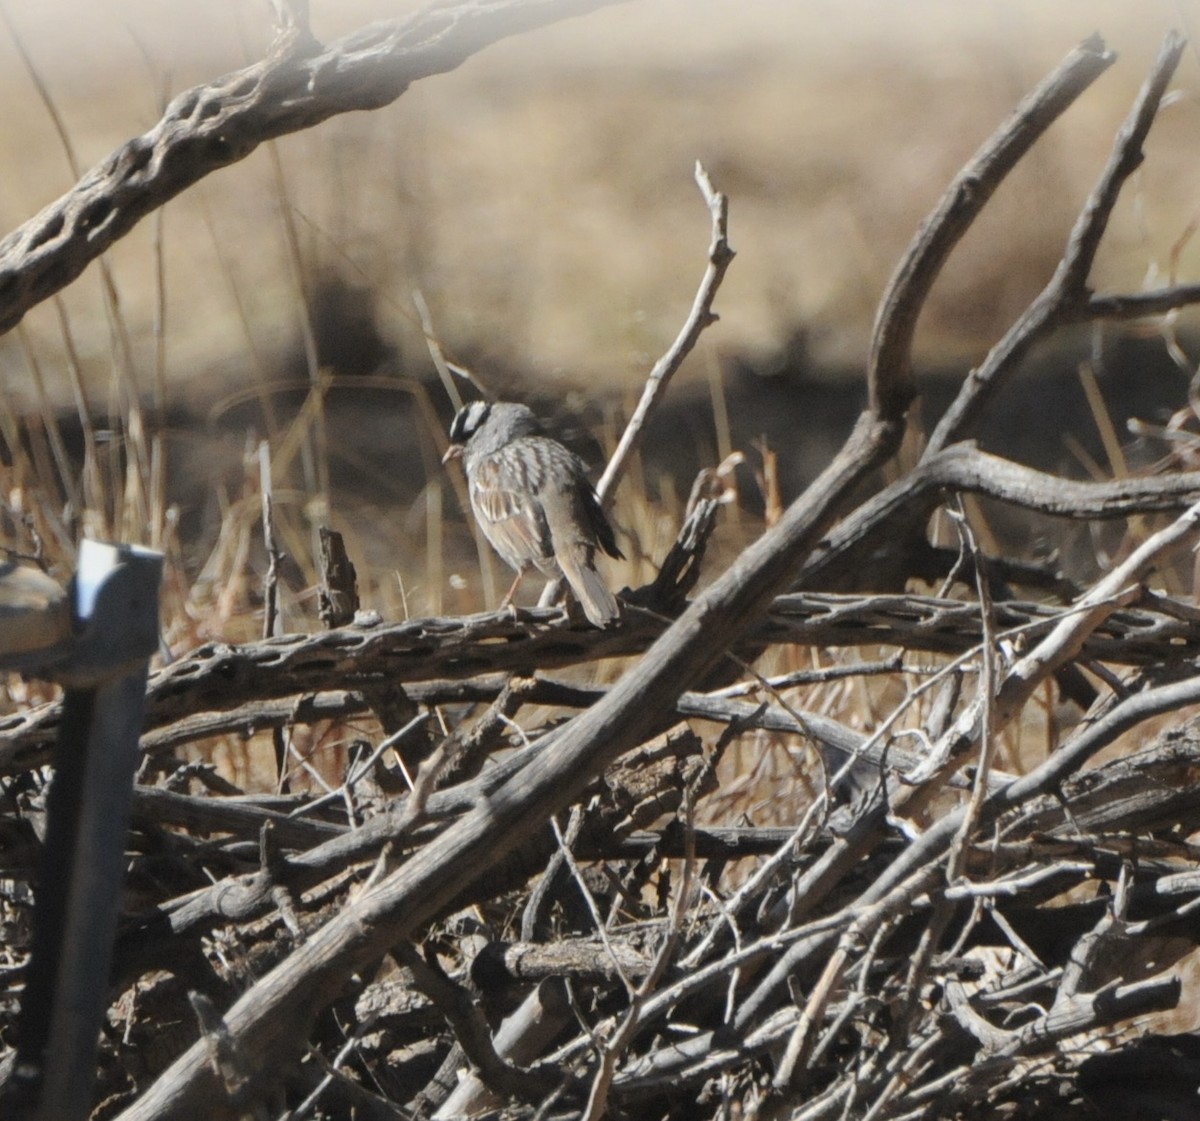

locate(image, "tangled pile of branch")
[[6, 17, 1200, 1121]]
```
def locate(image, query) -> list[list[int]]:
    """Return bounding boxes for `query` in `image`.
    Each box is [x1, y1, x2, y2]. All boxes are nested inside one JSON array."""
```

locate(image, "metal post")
[[0, 541, 162, 1121]]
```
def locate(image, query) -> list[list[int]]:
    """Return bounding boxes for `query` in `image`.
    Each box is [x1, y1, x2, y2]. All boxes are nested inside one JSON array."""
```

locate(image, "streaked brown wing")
[[522, 438, 622, 561], [469, 453, 554, 572]]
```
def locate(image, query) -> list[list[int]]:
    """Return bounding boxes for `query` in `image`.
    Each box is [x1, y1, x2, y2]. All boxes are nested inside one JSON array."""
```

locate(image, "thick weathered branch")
[[797, 442, 1200, 589], [11, 566, 1200, 774], [0, 0, 625, 335]]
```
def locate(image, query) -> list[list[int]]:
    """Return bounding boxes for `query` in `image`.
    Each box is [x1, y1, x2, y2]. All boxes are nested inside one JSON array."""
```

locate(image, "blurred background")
[[1, 0, 1199, 634]]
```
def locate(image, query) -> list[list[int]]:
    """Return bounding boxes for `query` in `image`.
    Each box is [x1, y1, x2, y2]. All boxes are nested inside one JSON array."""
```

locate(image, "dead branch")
[[0, 0, 626, 336], [595, 164, 735, 505], [7, 26, 1200, 1121], [923, 31, 1188, 455], [867, 33, 1115, 417], [10, 574, 1200, 773]]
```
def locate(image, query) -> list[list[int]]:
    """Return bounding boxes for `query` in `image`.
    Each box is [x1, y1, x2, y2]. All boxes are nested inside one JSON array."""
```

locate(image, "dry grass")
[[0, 3, 1198, 827], [5, 10, 1200, 1104]]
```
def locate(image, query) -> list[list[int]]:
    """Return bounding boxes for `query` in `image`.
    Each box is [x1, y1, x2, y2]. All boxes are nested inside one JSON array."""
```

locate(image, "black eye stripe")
[[450, 401, 491, 441]]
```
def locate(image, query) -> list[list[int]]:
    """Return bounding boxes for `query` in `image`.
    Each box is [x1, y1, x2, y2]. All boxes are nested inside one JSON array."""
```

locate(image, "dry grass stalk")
[[6, 15, 1200, 1121]]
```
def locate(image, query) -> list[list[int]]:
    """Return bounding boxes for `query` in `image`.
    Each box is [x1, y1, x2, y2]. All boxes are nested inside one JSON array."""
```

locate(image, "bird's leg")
[[498, 565, 529, 620]]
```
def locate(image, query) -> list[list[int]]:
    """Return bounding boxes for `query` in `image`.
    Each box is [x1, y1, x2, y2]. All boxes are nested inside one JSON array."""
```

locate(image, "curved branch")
[[0, 0, 625, 336], [799, 442, 1200, 588], [866, 34, 1115, 418], [923, 31, 1187, 456]]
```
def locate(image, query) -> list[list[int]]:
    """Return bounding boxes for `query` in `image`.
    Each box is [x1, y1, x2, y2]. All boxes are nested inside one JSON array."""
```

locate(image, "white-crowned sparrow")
[[442, 401, 623, 627]]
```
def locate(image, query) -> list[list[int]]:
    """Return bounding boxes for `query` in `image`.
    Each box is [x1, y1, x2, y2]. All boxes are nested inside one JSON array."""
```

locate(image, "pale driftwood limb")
[[945, 979, 1011, 1050], [993, 495, 1200, 724], [905, 493, 1200, 786], [0, 0, 626, 337], [585, 825, 811, 861], [710, 655, 909, 694]]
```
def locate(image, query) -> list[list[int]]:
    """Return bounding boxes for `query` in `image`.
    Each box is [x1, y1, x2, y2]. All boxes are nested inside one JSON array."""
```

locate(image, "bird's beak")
[[442, 444, 464, 465]]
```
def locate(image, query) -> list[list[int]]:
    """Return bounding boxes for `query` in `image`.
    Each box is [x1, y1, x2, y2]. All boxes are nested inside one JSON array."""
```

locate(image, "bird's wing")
[[469, 451, 554, 567], [579, 478, 623, 560]]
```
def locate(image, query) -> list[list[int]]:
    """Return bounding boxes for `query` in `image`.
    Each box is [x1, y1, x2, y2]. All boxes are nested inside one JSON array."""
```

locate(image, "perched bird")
[[442, 401, 624, 627]]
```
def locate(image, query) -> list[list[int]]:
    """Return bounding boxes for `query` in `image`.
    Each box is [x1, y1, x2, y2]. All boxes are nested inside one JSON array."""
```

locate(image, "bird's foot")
[[495, 599, 524, 625]]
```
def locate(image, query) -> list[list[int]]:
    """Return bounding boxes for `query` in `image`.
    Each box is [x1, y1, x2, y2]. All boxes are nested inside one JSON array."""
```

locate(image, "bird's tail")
[[557, 547, 621, 628]]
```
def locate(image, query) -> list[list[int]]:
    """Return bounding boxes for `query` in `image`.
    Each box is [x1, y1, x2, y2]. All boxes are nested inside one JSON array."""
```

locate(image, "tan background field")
[[2, 2, 1198, 401], [2, 0, 1200, 626]]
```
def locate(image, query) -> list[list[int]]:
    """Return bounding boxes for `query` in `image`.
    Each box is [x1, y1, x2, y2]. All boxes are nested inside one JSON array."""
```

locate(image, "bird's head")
[[442, 401, 540, 463]]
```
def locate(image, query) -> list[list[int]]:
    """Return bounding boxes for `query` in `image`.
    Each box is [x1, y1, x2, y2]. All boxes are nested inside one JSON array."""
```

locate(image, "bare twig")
[[595, 163, 734, 506]]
